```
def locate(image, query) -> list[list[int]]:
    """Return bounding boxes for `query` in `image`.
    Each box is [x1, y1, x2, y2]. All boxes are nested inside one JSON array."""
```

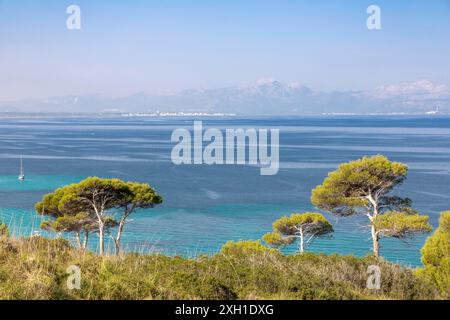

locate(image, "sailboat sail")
[[18, 155, 25, 180]]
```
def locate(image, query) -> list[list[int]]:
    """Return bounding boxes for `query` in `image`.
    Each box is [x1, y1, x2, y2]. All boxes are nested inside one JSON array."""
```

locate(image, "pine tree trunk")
[[98, 225, 104, 255], [75, 232, 82, 249], [114, 239, 120, 256], [367, 193, 380, 257], [371, 224, 380, 257], [114, 210, 132, 256], [114, 221, 125, 256], [82, 232, 89, 251], [299, 228, 304, 253]]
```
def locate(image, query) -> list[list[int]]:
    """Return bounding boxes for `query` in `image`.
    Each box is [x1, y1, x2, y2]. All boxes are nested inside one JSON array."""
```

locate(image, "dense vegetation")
[[418, 211, 450, 298], [0, 235, 442, 300]]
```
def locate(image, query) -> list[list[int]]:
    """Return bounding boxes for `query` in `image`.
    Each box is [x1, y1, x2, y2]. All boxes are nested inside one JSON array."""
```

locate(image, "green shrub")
[[418, 210, 450, 299], [220, 240, 279, 256]]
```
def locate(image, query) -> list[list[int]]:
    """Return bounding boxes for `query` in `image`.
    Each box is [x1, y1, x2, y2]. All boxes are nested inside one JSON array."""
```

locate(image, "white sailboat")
[[18, 155, 25, 180]]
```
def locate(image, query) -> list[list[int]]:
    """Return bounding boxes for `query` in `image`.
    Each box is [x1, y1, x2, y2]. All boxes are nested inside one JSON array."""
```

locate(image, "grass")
[[0, 236, 441, 300]]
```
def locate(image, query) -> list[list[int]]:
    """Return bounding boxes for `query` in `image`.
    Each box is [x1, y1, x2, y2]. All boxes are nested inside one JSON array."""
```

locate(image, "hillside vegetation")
[[0, 235, 442, 300]]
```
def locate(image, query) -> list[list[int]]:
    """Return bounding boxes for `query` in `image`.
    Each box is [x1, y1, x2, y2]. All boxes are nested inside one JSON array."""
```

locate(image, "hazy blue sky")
[[1, 0, 450, 100]]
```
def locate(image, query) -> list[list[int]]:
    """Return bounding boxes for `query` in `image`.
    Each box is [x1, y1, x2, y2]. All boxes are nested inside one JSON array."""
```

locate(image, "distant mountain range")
[[1, 79, 449, 115]]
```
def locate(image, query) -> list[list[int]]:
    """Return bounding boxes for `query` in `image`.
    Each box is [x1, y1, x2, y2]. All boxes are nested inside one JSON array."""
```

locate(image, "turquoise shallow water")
[[0, 175, 84, 191], [0, 116, 449, 267]]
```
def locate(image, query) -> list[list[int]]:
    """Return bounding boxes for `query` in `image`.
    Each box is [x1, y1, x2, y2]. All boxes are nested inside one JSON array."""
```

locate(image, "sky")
[[1, 0, 450, 101]]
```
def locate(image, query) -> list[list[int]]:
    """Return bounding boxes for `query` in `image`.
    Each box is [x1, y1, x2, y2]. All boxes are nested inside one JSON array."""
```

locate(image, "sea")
[[0, 115, 449, 267]]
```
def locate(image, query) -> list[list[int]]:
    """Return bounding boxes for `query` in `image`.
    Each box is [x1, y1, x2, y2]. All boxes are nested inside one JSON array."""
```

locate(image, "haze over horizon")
[[1, 78, 449, 115], [1, 0, 450, 101]]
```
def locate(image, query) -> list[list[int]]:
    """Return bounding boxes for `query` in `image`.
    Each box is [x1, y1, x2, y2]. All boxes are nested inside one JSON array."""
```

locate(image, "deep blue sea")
[[0, 116, 449, 267]]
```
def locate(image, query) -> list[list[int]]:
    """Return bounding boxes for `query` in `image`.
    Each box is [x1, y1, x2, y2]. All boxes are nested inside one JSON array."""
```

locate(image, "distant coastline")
[[0, 111, 449, 119], [121, 112, 237, 117]]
